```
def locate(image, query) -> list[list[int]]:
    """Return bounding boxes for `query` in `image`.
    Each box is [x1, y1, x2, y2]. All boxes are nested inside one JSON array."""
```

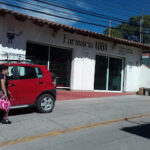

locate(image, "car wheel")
[[37, 94, 55, 113]]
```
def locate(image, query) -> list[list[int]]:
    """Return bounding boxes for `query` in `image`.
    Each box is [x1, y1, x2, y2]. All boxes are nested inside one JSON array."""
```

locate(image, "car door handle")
[[38, 82, 44, 85], [9, 84, 15, 87]]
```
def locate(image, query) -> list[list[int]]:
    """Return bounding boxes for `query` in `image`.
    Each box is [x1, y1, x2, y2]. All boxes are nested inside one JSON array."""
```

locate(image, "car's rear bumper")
[[51, 89, 56, 100]]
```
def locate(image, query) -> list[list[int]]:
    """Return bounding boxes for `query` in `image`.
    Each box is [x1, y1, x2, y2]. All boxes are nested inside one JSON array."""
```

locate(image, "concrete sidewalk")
[[57, 90, 135, 100]]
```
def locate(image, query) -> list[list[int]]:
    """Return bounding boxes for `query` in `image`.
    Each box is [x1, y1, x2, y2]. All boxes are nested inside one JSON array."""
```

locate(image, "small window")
[[35, 67, 43, 78], [8, 66, 19, 80], [8, 66, 14, 77], [19, 67, 25, 77]]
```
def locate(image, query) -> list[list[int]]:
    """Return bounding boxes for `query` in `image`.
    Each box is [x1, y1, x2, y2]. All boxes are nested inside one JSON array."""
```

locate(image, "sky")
[[0, 0, 150, 34]]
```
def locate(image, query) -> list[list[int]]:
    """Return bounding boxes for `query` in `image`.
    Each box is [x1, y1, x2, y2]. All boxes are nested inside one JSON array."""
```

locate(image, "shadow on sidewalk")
[[121, 123, 150, 139], [9, 107, 37, 116]]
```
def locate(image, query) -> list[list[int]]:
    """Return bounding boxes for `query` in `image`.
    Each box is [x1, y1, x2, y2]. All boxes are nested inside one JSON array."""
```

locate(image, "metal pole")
[[140, 18, 143, 43], [109, 20, 112, 37], [47, 46, 51, 70], [140, 9, 144, 43]]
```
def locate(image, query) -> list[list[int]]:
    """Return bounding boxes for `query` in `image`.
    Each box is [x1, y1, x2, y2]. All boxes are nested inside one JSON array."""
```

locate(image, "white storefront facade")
[[1, 8, 149, 92]]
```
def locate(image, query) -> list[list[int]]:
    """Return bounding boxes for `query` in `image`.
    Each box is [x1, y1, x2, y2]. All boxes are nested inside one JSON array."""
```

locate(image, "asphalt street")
[[0, 95, 150, 150]]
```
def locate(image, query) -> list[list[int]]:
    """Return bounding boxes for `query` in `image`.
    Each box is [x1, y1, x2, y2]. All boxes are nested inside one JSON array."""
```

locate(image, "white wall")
[[124, 49, 142, 92], [0, 15, 26, 60], [71, 48, 95, 90], [0, 14, 143, 92], [139, 65, 150, 89]]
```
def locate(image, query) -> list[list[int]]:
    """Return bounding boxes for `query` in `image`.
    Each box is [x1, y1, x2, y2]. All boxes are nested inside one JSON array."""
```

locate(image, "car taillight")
[[52, 78, 56, 87], [50, 72, 58, 88], [52, 77, 59, 87]]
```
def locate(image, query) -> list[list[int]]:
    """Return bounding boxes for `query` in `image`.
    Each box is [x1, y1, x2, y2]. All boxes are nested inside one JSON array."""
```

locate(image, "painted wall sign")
[[119, 47, 133, 55], [63, 34, 107, 51], [6, 31, 23, 44]]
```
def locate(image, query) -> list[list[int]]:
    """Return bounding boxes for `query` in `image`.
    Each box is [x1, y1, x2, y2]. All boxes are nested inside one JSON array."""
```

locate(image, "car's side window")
[[18, 66, 37, 79], [8, 66, 14, 77], [8, 66, 43, 80], [19, 67, 25, 77], [35, 67, 43, 78], [8, 66, 19, 80]]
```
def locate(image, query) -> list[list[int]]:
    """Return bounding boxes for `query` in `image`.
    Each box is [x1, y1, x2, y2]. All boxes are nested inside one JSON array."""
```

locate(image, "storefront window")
[[26, 43, 72, 88], [50, 47, 72, 87], [94, 55, 108, 90], [94, 55, 123, 91], [26, 43, 49, 65]]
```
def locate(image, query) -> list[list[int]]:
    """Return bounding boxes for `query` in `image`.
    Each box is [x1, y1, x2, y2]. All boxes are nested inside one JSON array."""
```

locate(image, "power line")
[[0, 1, 136, 33], [101, 0, 150, 13], [13, 0, 150, 29], [10, 0, 119, 26], [0, 1, 114, 29], [51, 0, 141, 17], [48, 0, 150, 30], [8, 0, 149, 29], [90, 0, 150, 14], [7, 0, 146, 29], [96, 1, 143, 14], [47, 0, 150, 30], [49, 0, 150, 19], [35, 0, 128, 23], [0, 1, 149, 36], [35, 0, 149, 28]]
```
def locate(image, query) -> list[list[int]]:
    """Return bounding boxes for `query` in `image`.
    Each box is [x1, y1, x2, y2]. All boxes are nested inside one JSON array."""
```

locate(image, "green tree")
[[104, 28, 122, 38], [104, 15, 150, 44]]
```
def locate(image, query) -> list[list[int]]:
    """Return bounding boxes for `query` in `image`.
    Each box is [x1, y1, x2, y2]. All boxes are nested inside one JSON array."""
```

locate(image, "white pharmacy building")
[[1, 8, 150, 92]]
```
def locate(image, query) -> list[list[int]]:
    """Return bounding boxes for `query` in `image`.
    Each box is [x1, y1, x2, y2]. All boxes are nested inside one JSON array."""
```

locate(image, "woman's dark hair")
[[0, 64, 8, 72]]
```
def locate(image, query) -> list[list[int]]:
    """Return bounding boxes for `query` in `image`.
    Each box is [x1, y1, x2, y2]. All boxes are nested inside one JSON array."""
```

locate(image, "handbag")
[[0, 97, 11, 112], [0, 75, 11, 112]]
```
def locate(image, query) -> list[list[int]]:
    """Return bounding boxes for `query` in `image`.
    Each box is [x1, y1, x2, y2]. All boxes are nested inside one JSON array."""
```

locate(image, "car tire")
[[36, 94, 55, 113]]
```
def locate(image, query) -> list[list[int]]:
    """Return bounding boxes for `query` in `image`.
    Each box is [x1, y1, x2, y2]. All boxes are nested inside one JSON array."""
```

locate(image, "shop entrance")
[[94, 55, 123, 91], [26, 42, 72, 88], [108, 58, 122, 91], [50, 47, 72, 87], [94, 55, 108, 90], [26, 42, 49, 65]]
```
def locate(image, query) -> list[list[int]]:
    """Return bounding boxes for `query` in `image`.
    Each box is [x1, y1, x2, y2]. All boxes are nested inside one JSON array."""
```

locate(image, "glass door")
[[50, 47, 72, 87], [94, 55, 123, 91], [108, 57, 122, 91], [94, 55, 108, 90]]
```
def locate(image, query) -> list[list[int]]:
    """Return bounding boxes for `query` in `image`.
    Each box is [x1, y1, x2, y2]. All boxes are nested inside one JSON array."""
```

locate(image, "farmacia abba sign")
[[63, 34, 107, 51]]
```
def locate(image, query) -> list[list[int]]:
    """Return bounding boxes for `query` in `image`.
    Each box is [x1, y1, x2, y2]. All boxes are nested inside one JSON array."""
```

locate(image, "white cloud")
[[0, 0, 80, 26], [75, 0, 91, 10], [38, 7, 79, 26]]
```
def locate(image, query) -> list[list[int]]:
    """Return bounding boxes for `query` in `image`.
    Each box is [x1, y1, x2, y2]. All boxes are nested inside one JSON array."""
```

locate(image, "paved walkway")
[[57, 90, 135, 100]]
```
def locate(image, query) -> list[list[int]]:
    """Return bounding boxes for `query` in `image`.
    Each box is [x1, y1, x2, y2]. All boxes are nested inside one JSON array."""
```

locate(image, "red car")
[[6, 63, 56, 113]]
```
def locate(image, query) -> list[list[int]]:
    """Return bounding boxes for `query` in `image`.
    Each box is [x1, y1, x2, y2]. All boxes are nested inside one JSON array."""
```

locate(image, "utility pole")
[[109, 20, 112, 37], [140, 17, 144, 43], [140, 9, 144, 43]]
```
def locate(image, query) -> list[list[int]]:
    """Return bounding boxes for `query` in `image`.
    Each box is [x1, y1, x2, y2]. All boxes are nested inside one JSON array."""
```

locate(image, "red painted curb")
[[56, 91, 136, 101]]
